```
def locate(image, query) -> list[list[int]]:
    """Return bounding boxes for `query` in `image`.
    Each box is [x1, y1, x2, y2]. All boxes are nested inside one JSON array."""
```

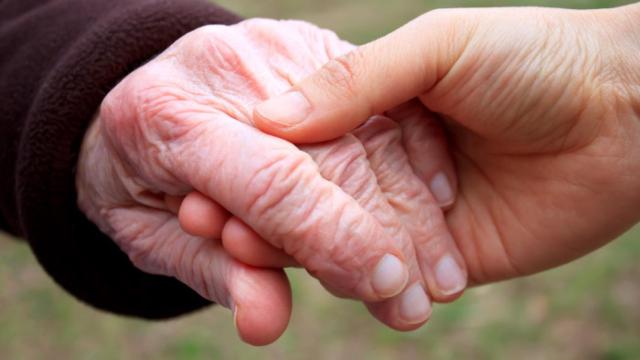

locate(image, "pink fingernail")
[[430, 172, 454, 207], [230, 300, 239, 330], [399, 282, 432, 324], [372, 254, 409, 298], [255, 91, 311, 128], [434, 255, 466, 296]]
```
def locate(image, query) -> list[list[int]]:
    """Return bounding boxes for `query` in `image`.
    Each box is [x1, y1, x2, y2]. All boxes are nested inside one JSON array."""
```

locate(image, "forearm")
[[0, 0, 240, 318]]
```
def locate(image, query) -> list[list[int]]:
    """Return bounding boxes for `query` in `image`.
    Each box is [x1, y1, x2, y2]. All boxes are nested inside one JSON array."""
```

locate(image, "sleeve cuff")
[[16, 0, 241, 319]]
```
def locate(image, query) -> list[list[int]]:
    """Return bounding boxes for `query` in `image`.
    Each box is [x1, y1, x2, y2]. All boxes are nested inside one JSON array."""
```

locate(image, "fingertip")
[[178, 192, 230, 238], [429, 172, 456, 209], [433, 288, 465, 303], [252, 91, 311, 139], [423, 247, 468, 302], [371, 253, 410, 299], [366, 282, 432, 331], [393, 105, 458, 209], [432, 254, 468, 299], [252, 84, 370, 143], [253, 103, 352, 144], [230, 267, 292, 346]]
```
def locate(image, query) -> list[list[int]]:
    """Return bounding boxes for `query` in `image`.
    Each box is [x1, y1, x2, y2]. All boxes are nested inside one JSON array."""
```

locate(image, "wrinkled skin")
[[252, 6, 640, 285], [76, 19, 466, 345]]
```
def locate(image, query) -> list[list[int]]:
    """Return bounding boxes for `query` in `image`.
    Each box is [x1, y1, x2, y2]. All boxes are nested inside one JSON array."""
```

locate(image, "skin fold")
[[76, 19, 465, 345]]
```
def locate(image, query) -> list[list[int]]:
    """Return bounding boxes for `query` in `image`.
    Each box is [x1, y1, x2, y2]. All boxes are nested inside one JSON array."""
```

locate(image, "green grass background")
[[2, 0, 639, 359]]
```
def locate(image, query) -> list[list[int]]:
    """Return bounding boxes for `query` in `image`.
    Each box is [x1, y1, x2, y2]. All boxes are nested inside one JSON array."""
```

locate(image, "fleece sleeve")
[[0, 0, 242, 318]]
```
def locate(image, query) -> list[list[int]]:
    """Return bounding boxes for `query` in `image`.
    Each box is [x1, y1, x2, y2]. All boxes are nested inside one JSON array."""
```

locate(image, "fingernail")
[[434, 255, 466, 296], [399, 283, 432, 324], [255, 91, 311, 128], [230, 300, 239, 329], [430, 172, 454, 207], [372, 254, 409, 298]]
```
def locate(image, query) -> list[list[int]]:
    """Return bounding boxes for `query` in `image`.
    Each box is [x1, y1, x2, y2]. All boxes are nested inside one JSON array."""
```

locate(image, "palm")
[[422, 9, 640, 283], [447, 141, 619, 284]]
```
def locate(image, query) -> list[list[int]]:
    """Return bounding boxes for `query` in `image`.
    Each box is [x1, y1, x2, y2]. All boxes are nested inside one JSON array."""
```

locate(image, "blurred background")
[[2, 0, 639, 359]]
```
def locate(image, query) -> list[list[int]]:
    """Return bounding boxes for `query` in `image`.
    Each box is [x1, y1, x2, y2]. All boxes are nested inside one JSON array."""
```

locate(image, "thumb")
[[252, 9, 472, 143], [108, 206, 291, 346]]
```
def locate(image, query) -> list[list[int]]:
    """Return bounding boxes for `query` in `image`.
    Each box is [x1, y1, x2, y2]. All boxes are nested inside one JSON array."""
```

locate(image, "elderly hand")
[[76, 19, 466, 345], [252, 5, 640, 284], [179, 105, 465, 327]]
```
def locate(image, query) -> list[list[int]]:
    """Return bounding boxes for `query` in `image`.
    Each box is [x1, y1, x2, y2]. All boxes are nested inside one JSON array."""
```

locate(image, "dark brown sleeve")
[[0, 0, 241, 318]]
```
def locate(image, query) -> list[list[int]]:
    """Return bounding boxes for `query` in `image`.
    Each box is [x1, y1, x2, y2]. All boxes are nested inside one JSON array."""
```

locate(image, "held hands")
[[76, 19, 465, 345], [77, 3, 640, 346]]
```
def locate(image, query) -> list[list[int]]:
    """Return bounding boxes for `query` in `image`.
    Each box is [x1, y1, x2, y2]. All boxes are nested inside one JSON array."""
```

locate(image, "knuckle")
[[317, 50, 363, 98], [416, 231, 454, 262], [133, 79, 172, 123], [244, 150, 317, 225], [355, 116, 404, 168], [420, 8, 464, 27], [357, 116, 402, 143], [100, 68, 193, 189], [291, 203, 369, 293], [238, 18, 279, 33], [99, 76, 138, 139], [180, 25, 221, 51], [356, 117, 435, 201], [303, 135, 373, 197], [402, 115, 443, 146], [322, 29, 355, 58], [408, 204, 451, 249], [120, 65, 200, 146], [99, 89, 120, 125], [178, 25, 249, 78], [102, 65, 172, 134]]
